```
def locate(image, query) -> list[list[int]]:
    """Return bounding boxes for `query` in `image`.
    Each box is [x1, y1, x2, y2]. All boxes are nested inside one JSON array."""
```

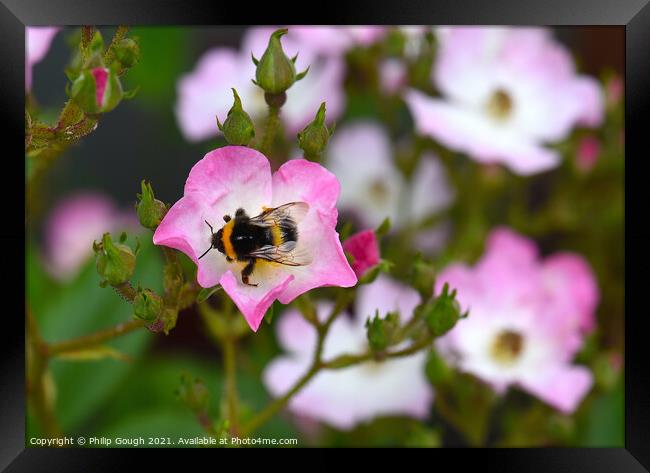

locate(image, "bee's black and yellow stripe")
[[220, 210, 298, 261]]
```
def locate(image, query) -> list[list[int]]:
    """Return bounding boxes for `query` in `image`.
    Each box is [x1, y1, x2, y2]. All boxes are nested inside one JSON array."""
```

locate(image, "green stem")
[[223, 336, 240, 436], [260, 105, 280, 156], [26, 308, 62, 438], [47, 319, 145, 357]]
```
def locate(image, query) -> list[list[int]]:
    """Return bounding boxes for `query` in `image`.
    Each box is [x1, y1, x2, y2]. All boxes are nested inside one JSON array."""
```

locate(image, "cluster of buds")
[[69, 30, 139, 115]]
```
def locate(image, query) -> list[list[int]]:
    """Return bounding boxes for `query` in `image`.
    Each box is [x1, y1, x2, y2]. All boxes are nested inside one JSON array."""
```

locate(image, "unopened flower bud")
[[252, 28, 309, 97], [133, 287, 163, 322], [216, 88, 255, 146], [366, 311, 399, 352], [409, 254, 436, 301], [425, 283, 462, 336], [71, 67, 123, 114], [136, 180, 167, 230], [94, 232, 136, 286], [298, 102, 334, 160], [114, 38, 140, 69]]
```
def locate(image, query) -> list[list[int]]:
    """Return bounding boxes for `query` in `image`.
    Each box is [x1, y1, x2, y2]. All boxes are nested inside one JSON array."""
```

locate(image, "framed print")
[[2, 0, 648, 469]]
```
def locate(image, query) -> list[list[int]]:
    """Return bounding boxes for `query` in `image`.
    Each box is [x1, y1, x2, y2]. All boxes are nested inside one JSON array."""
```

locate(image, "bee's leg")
[[226, 256, 233, 262], [223, 214, 231, 223], [241, 259, 258, 287]]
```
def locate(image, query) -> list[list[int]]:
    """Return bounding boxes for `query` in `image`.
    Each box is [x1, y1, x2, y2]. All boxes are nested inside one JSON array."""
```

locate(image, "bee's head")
[[214, 228, 225, 254]]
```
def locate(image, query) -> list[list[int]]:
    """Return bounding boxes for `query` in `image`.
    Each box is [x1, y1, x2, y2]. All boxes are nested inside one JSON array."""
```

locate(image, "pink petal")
[[405, 90, 560, 175], [542, 253, 599, 333], [25, 26, 60, 91], [519, 364, 593, 414], [220, 270, 294, 332], [270, 160, 357, 302], [91, 68, 108, 108], [185, 145, 272, 216], [342, 229, 380, 278], [275, 307, 319, 355], [152, 193, 228, 287], [573, 76, 605, 127], [272, 159, 340, 227]]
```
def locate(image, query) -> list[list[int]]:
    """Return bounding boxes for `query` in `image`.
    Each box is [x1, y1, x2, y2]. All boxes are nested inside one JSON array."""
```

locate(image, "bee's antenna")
[[198, 246, 212, 260], [198, 220, 215, 260]]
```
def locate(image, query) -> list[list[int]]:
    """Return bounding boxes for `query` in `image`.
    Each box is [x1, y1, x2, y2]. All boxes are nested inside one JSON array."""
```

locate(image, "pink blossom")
[[436, 227, 598, 413], [343, 229, 380, 277], [263, 275, 432, 429], [44, 193, 137, 281], [25, 27, 60, 91], [405, 27, 604, 175], [326, 121, 453, 228], [175, 27, 345, 142], [576, 135, 601, 172], [153, 146, 356, 331]]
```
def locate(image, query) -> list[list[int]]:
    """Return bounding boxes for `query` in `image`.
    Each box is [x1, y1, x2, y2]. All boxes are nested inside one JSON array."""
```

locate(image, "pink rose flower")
[[44, 193, 137, 281], [153, 146, 357, 331], [436, 227, 598, 413], [175, 27, 345, 142], [26, 26, 60, 91], [405, 27, 604, 175], [263, 275, 432, 429], [343, 229, 380, 277]]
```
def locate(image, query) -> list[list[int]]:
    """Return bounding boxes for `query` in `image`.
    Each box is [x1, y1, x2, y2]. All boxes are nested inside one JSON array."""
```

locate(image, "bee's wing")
[[249, 202, 310, 228], [247, 241, 312, 266]]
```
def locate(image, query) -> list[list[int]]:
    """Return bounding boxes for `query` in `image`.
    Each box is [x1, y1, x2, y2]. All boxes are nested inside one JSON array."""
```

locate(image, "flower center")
[[368, 178, 390, 203], [486, 89, 513, 121], [490, 329, 524, 365]]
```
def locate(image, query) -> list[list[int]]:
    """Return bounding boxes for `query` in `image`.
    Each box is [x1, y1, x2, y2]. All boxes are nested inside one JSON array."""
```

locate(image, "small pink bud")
[[343, 229, 380, 278], [576, 136, 601, 173], [91, 67, 109, 107]]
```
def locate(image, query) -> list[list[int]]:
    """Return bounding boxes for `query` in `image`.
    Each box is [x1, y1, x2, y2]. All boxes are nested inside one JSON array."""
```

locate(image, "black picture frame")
[[3, 0, 648, 469]]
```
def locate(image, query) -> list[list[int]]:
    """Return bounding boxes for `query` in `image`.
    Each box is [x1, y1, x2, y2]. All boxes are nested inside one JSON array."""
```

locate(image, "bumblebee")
[[198, 202, 311, 286]]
